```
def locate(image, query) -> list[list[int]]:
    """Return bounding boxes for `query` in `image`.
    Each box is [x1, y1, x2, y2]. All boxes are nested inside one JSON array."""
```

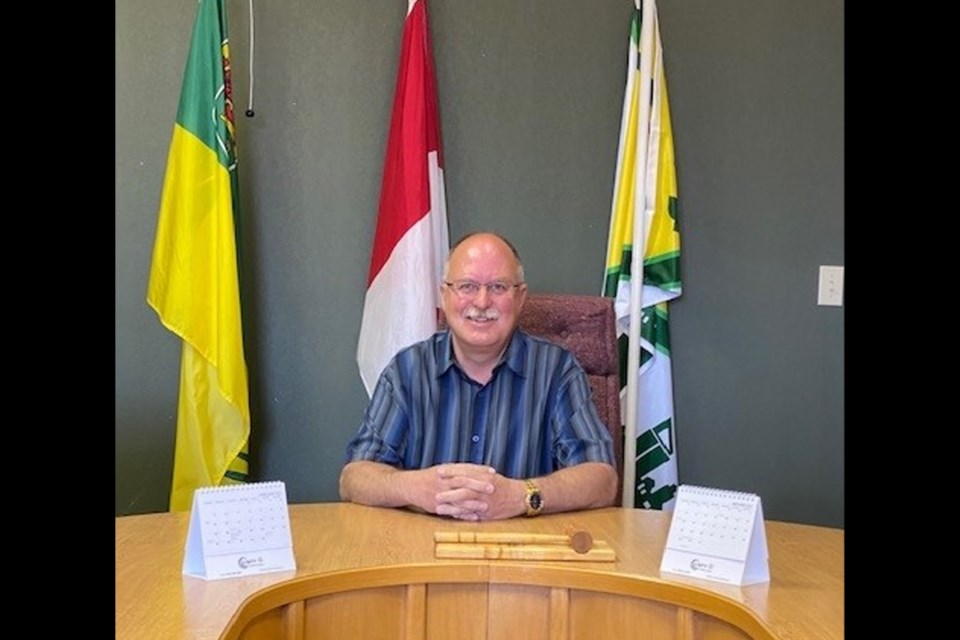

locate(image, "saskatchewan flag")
[[147, 0, 250, 511], [603, 0, 682, 510]]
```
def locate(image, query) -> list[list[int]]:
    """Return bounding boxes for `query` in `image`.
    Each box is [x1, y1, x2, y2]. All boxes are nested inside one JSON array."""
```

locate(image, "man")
[[340, 232, 618, 521]]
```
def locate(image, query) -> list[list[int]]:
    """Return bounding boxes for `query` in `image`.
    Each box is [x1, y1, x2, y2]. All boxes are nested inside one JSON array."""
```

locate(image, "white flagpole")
[[622, 0, 656, 507]]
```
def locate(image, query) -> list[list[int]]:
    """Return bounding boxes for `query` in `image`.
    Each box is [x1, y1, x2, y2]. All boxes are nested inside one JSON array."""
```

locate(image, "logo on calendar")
[[238, 555, 265, 569], [690, 558, 714, 573]]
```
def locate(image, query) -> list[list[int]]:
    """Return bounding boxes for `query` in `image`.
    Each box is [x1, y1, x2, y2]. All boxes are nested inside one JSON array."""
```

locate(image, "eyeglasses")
[[444, 280, 522, 298]]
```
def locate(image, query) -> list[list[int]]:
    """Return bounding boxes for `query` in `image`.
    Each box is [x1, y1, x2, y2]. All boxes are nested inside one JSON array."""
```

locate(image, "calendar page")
[[660, 485, 769, 586], [182, 481, 297, 580]]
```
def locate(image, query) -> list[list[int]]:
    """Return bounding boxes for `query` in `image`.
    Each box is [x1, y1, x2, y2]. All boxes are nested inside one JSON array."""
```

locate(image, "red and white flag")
[[357, 0, 449, 396]]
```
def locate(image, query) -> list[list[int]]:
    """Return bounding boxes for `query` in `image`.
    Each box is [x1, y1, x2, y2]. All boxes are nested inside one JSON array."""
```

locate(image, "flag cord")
[[245, 0, 255, 117]]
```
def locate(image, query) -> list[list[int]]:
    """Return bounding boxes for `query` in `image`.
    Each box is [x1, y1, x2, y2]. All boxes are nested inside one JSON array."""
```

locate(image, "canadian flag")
[[357, 0, 449, 396]]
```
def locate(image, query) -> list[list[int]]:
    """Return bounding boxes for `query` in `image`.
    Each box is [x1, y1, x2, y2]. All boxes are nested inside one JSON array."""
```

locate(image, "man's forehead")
[[453, 237, 512, 262], [450, 249, 515, 275]]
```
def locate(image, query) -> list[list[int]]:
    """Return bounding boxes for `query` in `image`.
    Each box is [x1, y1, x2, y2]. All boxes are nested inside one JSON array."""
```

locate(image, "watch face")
[[530, 492, 542, 510]]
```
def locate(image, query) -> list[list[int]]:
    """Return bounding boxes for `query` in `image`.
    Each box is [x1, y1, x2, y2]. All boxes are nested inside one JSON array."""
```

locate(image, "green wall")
[[116, 0, 843, 526]]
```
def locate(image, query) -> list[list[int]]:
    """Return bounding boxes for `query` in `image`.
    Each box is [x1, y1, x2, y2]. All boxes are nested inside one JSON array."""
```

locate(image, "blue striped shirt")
[[344, 329, 615, 478]]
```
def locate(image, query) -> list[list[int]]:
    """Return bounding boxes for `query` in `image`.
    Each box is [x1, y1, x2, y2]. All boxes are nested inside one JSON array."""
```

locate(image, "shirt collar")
[[437, 330, 457, 375], [436, 329, 529, 378], [502, 329, 528, 377]]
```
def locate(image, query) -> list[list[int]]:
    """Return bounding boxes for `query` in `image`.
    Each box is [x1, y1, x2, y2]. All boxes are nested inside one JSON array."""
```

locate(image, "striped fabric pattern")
[[346, 330, 615, 478]]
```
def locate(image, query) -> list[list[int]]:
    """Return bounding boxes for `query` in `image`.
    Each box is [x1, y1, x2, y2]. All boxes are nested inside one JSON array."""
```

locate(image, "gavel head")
[[569, 530, 593, 554]]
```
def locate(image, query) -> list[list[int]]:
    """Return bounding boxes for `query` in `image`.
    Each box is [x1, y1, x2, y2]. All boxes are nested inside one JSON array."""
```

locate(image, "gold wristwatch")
[[524, 479, 544, 516]]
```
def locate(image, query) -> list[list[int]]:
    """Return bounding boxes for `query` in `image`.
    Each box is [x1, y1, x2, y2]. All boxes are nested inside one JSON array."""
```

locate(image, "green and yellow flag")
[[147, 0, 250, 511], [603, 0, 682, 509]]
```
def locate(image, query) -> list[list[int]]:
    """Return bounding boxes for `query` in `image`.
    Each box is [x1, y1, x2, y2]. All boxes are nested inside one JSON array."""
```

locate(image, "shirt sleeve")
[[550, 361, 616, 468], [343, 369, 409, 466]]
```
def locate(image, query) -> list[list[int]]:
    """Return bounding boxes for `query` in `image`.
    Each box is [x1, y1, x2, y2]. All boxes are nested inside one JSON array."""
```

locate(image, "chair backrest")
[[516, 293, 622, 504], [440, 293, 623, 504]]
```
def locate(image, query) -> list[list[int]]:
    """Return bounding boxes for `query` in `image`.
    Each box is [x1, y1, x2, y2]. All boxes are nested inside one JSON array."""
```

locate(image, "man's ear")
[[515, 283, 528, 313]]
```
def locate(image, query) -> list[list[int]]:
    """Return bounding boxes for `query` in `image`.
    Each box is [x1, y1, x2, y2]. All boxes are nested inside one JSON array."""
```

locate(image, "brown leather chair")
[[516, 293, 623, 505], [441, 293, 623, 504]]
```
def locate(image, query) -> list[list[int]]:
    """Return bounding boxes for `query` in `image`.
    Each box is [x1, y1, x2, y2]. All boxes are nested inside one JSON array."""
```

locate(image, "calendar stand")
[[182, 481, 297, 581], [659, 484, 769, 586]]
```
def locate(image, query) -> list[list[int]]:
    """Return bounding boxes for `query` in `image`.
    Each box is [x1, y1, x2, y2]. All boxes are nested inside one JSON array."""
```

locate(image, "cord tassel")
[[245, 0, 255, 117]]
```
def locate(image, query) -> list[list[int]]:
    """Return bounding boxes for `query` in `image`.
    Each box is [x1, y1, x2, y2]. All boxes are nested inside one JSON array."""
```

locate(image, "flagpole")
[[622, 0, 656, 507]]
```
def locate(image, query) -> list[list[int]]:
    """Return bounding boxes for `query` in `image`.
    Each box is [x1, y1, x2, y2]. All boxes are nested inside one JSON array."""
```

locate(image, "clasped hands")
[[411, 463, 525, 521]]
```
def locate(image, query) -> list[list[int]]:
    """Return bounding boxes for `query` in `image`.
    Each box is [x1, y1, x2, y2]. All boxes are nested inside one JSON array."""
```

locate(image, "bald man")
[[340, 232, 618, 521]]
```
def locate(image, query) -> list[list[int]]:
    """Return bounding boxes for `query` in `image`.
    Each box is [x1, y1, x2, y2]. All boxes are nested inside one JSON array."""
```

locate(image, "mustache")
[[464, 307, 500, 321]]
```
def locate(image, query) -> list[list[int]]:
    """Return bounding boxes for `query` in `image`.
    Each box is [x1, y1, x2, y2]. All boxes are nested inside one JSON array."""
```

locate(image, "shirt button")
[[471, 435, 480, 443]]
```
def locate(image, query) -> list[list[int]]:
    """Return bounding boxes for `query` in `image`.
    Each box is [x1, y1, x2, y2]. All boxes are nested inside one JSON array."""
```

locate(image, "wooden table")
[[116, 502, 843, 640]]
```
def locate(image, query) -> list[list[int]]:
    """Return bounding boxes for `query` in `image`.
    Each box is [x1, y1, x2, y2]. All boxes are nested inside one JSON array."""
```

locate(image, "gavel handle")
[[434, 529, 594, 554]]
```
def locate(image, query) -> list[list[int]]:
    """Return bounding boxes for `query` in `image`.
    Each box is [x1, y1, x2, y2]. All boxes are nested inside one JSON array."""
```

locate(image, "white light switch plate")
[[817, 265, 844, 306]]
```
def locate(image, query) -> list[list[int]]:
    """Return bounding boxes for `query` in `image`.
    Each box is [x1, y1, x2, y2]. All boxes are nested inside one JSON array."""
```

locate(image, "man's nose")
[[474, 285, 492, 305]]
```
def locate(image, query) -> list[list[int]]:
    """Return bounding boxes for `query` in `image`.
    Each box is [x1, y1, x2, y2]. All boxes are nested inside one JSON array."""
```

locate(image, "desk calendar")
[[182, 481, 296, 580], [659, 484, 769, 586]]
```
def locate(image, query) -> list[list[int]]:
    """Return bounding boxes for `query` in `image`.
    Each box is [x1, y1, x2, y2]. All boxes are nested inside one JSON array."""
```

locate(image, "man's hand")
[[340, 461, 504, 519], [432, 463, 497, 521], [434, 464, 526, 521]]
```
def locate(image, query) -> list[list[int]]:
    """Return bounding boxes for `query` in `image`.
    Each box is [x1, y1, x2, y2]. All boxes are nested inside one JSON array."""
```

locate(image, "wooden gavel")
[[434, 528, 594, 554]]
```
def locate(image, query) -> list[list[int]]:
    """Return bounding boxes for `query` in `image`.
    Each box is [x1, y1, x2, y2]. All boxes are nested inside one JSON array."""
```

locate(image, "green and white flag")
[[602, 0, 682, 509]]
